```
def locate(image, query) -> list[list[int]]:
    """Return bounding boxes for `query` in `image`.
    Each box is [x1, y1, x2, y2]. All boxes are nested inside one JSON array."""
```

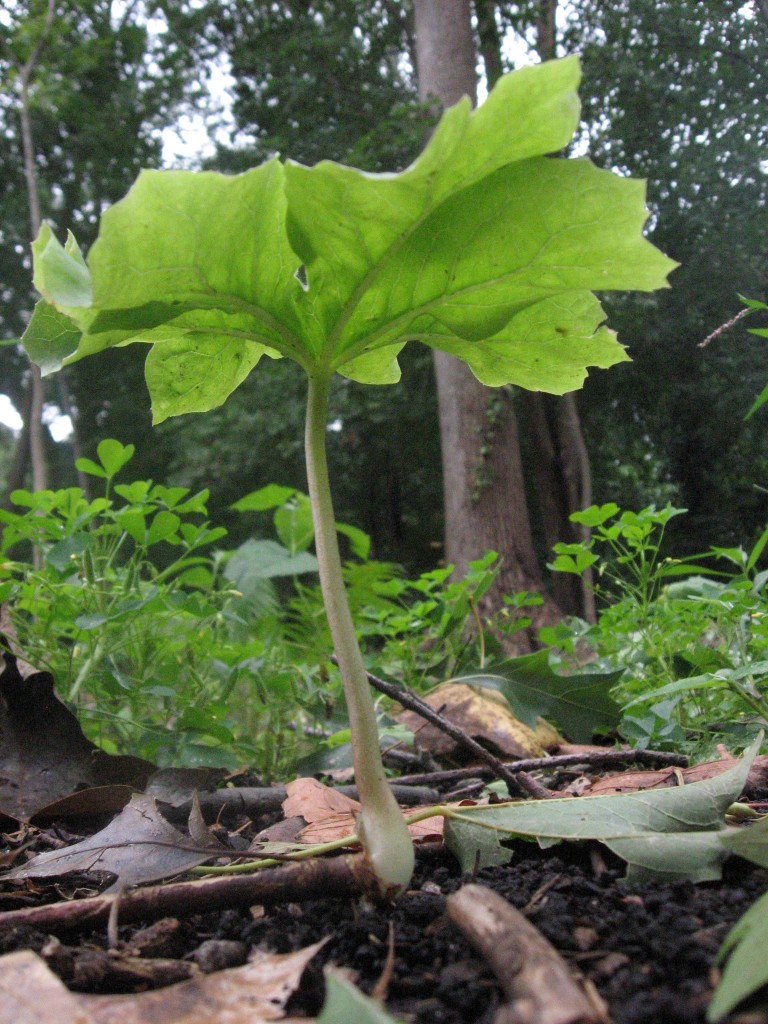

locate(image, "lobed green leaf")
[[22, 58, 676, 421]]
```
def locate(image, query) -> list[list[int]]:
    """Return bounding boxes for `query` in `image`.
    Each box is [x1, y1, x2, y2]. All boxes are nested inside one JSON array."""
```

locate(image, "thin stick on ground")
[[335, 658, 553, 800], [393, 748, 689, 787]]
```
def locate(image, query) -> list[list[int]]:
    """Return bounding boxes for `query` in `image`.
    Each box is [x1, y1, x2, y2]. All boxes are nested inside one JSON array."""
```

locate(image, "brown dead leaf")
[[77, 939, 328, 1024], [579, 754, 768, 797], [283, 780, 444, 845], [6, 794, 216, 892], [296, 812, 445, 845], [395, 682, 549, 760], [0, 950, 95, 1024], [0, 646, 153, 823], [295, 812, 358, 845], [283, 777, 361, 821]]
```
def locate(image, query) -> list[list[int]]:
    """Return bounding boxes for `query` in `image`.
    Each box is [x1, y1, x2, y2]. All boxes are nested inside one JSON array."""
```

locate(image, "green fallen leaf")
[[455, 649, 622, 742], [318, 969, 407, 1024], [707, 889, 768, 1021], [444, 735, 761, 882], [444, 815, 513, 873]]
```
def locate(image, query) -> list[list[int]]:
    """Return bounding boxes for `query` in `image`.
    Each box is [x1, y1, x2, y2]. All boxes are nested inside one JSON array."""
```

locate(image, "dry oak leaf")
[[283, 778, 444, 845], [580, 754, 768, 797], [0, 951, 95, 1024], [395, 682, 558, 760], [77, 940, 328, 1024], [283, 777, 360, 821], [6, 793, 216, 892]]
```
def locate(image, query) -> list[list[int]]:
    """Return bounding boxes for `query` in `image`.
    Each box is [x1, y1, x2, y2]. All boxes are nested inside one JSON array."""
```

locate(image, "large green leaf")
[[23, 57, 675, 422], [455, 649, 623, 742], [224, 539, 318, 589], [444, 735, 761, 882]]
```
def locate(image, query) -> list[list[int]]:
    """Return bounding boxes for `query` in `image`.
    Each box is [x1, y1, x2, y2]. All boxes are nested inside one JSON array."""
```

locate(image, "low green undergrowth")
[[0, 440, 501, 774], [546, 503, 768, 756], [2, 444, 766, 771]]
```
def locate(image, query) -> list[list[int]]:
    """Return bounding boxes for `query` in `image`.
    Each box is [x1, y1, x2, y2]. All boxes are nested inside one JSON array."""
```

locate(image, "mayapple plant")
[[22, 57, 676, 898]]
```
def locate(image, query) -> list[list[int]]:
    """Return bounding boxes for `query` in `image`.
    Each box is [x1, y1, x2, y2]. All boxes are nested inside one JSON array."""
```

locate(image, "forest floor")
[[1, 640, 768, 1023], [1, 783, 767, 1024]]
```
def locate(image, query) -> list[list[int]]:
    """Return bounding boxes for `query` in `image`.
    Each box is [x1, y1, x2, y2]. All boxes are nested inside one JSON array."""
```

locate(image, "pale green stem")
[[304, 373, 414, 898]]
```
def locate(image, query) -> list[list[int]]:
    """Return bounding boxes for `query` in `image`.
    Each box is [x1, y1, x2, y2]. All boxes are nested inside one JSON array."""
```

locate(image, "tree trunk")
[[412, 0, 563, 650], [518, 0, 597, 621], [18, 60, 49, 496]]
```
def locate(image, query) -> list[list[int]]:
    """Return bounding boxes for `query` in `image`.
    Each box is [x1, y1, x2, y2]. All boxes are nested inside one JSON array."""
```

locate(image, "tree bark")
[[12, 0, 57, 498], [518, 0, 597, 622], [412, 0, 562, 649]]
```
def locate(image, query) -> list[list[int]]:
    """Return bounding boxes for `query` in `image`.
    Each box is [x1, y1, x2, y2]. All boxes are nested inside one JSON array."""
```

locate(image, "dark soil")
[[2, 834, 767, 1023]]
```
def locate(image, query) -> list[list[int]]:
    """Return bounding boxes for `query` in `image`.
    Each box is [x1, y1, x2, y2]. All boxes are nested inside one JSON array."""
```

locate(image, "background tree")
[[0, 0, 213, 497], [411, 0, 566, 649], [566, 0, 768, 550]]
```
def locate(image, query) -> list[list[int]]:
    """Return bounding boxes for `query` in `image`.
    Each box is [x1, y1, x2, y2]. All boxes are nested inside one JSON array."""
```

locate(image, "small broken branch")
[[161, 782, 439, 824], [394, 748, 689, 787], [446, 884, 609, 1024], [698, 306, 752, 347], [334, 657, 553, 800], [0, 853, 370, 935]]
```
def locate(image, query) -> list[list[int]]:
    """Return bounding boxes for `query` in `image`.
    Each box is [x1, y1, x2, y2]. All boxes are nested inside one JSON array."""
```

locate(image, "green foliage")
[[205, 0, 420, 171], [0, 442, 333, 773], [569, 0, 768, 552], [546, 504, 768, 751], [0, 437, 515, 776], [24, 58, 674, 410], [708, 883, 768, 1021], [742, 296, 768, 419]]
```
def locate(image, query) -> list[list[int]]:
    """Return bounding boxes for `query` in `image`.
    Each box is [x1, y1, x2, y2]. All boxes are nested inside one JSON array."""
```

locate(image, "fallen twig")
[[335, 658, 553, 800], [393, 748, 689, 787], [0, 853, 370, 935], [446, 883, 610, 1024], [161, 782, 439, 824]]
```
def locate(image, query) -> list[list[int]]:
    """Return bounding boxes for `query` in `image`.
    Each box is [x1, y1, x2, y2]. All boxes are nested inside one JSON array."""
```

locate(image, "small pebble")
[[191, 939, 248, 973]]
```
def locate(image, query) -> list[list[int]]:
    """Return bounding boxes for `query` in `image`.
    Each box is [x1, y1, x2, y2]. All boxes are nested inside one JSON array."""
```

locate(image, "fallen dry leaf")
[[7, 793, 216, 892], [283, 779, 444, 845], [395, 682, 552, 760], [283, 777, 361, 821], [0, 645, 153, 823], [77, 940, 328, 1024], [0, 950, 95, 1024], [579, 755, 768, 797]]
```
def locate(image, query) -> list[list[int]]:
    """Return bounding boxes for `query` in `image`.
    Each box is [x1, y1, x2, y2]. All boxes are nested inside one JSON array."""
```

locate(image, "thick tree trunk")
[[519, 0, 597, 621], [522, 392, 595, 619], [412, 0, 563, 649]]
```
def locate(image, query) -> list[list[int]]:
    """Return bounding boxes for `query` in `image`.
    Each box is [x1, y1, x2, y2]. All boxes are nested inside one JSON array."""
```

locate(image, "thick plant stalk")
[[304, 374, 415, 898]]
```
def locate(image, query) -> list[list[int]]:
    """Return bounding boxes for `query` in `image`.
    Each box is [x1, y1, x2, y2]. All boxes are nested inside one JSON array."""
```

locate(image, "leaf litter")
[[1, 637, 767, 1022]]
